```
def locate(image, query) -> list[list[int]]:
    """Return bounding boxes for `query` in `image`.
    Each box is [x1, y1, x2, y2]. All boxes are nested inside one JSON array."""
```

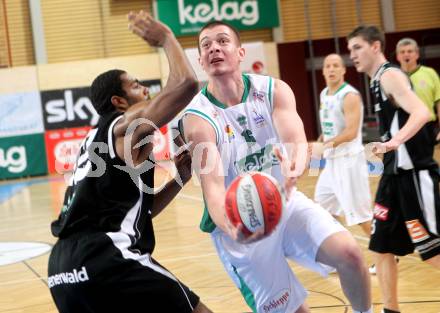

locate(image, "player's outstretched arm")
[[114, 11, 198, 162]]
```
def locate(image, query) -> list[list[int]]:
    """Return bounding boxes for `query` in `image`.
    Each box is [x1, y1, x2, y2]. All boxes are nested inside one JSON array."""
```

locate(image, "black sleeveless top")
[[51, 112, 156, 254], [370, 62, 437, 174]]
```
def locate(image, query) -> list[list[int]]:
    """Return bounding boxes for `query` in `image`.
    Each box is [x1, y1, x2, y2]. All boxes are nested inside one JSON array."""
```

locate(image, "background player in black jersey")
[[47, 11, 212, 313], [348, 25, 440, 313]]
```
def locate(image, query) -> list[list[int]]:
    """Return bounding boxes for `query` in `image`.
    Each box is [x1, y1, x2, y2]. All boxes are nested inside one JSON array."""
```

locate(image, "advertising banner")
[[44, 127, 91, 174], [153, 125, 170, 161], [156, 0, 280, 36], [0, 134, 47, 179], [0, 92, 44, 138], [45, 124, 170, 175], [40, 79, 162, 130]]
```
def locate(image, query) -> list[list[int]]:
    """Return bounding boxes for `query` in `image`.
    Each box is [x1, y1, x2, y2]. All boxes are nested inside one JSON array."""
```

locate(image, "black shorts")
[[369, 169, 440, 260], [48, 232, 199, 313]]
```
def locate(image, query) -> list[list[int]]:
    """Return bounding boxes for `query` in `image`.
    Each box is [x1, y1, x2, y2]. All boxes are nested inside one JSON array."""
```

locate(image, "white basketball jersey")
[[183, 74, 283, 231], [319, 82, 364, 158]]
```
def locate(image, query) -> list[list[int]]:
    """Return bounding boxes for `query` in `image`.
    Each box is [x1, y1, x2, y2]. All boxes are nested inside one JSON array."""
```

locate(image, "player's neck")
[[327, 81, 345, 95], [207, 72, 244, 107], [367, 54, 387, 78]]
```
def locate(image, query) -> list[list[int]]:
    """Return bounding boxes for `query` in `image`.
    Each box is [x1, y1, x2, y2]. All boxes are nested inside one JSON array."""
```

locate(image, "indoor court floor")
[[0, 162, 439, 313]]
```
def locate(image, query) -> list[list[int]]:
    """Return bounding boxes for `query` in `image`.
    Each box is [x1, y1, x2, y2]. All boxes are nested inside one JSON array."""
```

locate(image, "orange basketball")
[[225, 172, 283, 239]]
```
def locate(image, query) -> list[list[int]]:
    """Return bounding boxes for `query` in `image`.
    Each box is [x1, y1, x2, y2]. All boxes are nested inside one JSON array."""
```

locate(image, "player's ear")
[[111, 95, 129, 111], [238, 47, 245, 61], [372, 40, 381, 53]]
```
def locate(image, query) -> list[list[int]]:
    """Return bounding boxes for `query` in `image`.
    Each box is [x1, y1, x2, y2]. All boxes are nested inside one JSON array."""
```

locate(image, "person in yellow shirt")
[[396, 38, 440, 141]]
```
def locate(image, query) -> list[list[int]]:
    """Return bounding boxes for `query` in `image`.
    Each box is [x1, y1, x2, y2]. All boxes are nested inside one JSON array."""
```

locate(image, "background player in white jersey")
[[314, 53, 372, 236], [348, 25, 440, 313], [180, 21, 372, 313]]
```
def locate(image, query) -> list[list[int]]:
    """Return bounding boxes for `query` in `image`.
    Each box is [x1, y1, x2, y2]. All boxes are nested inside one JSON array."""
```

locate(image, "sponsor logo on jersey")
[[48, 266, 90, 288], [252, 109, 266, 128], [406, 219, 430, 243], [237, 115, 247, 126], [225, 125, 235, 142], [373, 203, 389, 221], [252, 91, 265, 102], [263, 289, 290, 313], [234, 144, 279, 173]]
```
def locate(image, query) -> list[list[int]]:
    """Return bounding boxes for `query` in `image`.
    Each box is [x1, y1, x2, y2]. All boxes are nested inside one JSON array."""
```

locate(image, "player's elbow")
[[180, 78, 199, 100], [343, 127, 358, 142], [419, 105, 432, 124]]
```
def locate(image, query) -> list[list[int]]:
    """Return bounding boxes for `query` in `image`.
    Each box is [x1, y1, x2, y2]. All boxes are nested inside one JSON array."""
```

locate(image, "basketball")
[[225, 171, 284, 239]]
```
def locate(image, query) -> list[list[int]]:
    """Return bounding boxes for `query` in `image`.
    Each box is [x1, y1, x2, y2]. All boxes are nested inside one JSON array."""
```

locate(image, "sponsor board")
[[153, 125, 171, 161], [40, 79, 162, 130], [0, 91, 44, 138], [44, 127, 91, 174], [0, 134, 47, 179], [45, 125, 170, 175], [157, 0, 279, 36]]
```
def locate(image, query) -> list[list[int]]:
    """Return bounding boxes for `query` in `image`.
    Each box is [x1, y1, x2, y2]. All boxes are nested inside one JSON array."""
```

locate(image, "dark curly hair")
[[90, 69, 127, 115]]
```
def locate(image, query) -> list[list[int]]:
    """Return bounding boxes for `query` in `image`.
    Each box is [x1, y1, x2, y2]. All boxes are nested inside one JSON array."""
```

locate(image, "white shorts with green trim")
[[314, 151, 373, 226], [211, 190, 346, 313]]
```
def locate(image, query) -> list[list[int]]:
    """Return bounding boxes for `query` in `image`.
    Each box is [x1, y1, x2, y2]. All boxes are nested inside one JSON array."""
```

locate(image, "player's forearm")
[[202, 181, 229, 233], [392, 108, 431, 144], [162, 35, 198, 90], [325, 128, 357, 148], [151, 178, 187, 218], [286, 118, 308, 176]]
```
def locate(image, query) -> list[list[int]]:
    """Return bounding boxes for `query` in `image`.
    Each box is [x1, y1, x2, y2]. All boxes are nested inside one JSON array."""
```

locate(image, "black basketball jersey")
[[51, 112, 156, 254], [370, 62, 437, 174]]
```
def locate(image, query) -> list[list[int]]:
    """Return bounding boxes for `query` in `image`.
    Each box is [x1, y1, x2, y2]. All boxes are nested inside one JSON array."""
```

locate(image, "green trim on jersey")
[[184, 108, 220, 145], [201, 74, 250, 109], [268, 76, 273, 111], [232, 265, 257, 312], [326, 82, 347, 96], [199, 198, 216, 232]]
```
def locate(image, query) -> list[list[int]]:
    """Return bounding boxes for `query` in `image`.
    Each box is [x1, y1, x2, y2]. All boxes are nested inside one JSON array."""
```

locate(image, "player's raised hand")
[[128, 10, 173, 47]]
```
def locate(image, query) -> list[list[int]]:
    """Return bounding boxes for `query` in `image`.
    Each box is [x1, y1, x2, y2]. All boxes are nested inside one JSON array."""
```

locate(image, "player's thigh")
[[211, 230, 307, 313], [283, 191, 346, 274]]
